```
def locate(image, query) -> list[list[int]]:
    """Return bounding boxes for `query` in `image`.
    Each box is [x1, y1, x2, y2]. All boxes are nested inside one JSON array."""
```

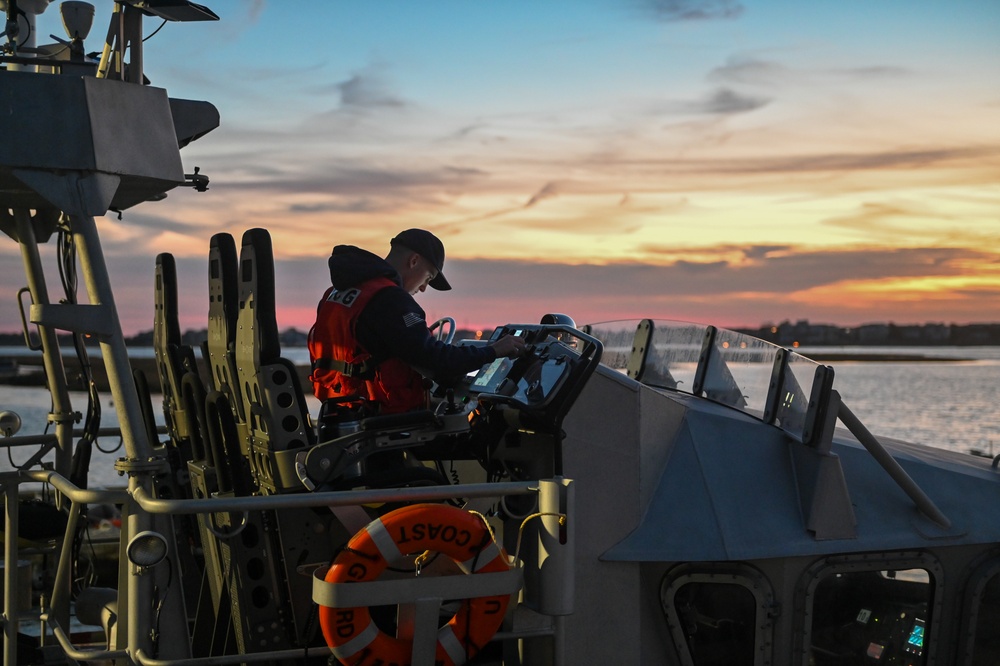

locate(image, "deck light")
[[126, 530, 168, 568], [0, 410, 22, 437], [60, 1, 93, 41]]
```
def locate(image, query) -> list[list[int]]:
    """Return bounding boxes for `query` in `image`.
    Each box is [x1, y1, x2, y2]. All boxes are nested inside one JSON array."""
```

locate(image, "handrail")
[[21, 470, 129, 505], [132, 480, 537, 515], [135, 646, 333, 666], [838, 400, 951, 529], [40, 613, 128, 663], [10, 470, 549, 666], [132, 627, 558, 666], [0, 433, 59, 448], [13, 467, 535, 516]]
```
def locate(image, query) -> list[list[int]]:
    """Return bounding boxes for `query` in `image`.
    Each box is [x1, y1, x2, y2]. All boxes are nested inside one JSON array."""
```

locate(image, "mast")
[[1, 2, 219, 661]]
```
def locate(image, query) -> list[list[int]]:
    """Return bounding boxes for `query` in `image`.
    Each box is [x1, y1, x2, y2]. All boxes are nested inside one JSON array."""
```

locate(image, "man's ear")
[[408, 253, 421, 269]]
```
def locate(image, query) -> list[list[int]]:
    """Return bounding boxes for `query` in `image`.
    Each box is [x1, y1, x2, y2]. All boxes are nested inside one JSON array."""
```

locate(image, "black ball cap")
[[390, 229, 452, 291]]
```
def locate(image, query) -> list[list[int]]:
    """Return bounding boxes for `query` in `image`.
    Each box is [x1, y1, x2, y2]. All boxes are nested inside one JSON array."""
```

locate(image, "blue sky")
[[7, 0, 1000, 334]]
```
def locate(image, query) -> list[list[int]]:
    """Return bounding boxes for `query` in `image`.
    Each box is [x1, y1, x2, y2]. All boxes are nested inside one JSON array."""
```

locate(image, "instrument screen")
[[470, 357, 516, 394], [461, 323, 603, 424], [469, 339, 575, 408]]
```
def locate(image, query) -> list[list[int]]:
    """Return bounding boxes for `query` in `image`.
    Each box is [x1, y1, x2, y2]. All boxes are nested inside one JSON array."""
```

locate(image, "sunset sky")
[[6, 0, 999, 334]]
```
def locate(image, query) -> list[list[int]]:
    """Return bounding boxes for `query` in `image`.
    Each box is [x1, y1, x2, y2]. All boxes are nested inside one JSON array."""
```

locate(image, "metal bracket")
[[114, 456, 170, 477], [763, 348, 789, 424], [692, 326, 718, 396], [626, 319, 654, 381], [183, 166, 209, 192], [30, 303, 115, 338]]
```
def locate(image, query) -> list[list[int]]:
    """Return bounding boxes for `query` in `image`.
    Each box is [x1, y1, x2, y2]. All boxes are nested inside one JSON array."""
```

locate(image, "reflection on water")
[[0, 385, 320, 488], [825, 359, 1000, 454], [0, 388, 134, 488], [0, 347, 997, 487]]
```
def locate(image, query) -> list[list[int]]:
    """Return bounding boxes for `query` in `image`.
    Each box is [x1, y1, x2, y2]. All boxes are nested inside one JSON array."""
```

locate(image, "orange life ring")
[[319, 503, 511, 666]]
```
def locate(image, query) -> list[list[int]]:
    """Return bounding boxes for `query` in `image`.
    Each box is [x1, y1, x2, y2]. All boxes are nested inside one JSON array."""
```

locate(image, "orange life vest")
[[308, 277, 428, 415]]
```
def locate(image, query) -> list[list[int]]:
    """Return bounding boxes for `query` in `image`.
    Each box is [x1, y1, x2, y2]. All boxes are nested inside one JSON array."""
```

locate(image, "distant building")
[[279, 328, 309, 347], [735, 321, 996, 347], [857, 324, 890, 345]]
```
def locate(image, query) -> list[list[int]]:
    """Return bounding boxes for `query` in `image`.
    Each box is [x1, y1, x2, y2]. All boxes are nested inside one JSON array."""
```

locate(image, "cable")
[[150, 556, 174, 655], [142, 19, 167, 43], [39, 41, 71, 58], [95, 433, 122, 455], [56, 224, 103, 488], [71, 503, 94, 597], [511, 511, 565, 567], [2, 5, 32, 51], [52, 239, 103, 596], [435, 459, 465, 507], [18, 6, 30, 46]]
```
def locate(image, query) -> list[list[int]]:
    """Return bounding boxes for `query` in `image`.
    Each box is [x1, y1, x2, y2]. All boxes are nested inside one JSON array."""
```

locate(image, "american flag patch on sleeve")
[[402, 312, 424, 328]]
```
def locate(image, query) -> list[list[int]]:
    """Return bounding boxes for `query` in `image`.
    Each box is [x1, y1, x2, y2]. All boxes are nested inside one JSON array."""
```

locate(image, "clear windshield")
[[703, 328, 777, 416], [584, 320, 644, 373], [586, 319, 830, 443]]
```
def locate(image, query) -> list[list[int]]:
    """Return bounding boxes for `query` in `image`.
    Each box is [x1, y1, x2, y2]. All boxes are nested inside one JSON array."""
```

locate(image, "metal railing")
[[3, 466, 571, 666]]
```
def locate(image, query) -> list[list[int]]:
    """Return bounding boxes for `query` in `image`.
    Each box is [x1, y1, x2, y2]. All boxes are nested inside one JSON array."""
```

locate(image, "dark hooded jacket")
[[315, 245, 497, 389]]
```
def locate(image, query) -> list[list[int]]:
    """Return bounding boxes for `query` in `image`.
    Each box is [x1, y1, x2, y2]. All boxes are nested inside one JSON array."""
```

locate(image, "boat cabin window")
[[964, 562, 1000, 664], [806, 566, 934, 666], [660, 564, 774, 666]]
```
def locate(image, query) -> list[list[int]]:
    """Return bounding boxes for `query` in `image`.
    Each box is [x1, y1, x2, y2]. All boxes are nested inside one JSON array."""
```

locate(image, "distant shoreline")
[[798, 352, 975, 363], [0, 355, 312, 394], [0, 349, 978, 393]]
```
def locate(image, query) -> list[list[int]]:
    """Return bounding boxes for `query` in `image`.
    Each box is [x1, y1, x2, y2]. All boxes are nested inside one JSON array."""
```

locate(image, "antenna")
[[119, 0, 219, 22]]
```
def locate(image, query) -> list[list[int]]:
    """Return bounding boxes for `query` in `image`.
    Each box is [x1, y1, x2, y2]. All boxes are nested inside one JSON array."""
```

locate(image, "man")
[[308, 229, 524, 429]]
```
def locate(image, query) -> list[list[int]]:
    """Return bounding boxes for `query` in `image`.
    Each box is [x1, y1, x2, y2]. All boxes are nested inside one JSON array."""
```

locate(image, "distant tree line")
[[2, 321, 998, 349], [0, 326, 488, 349], [0, 328, 299, 349], [736, 321, 1000, 346]]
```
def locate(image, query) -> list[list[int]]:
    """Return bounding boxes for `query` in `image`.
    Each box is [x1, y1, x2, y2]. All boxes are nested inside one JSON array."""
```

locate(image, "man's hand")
[[491, 335, 526, 359]]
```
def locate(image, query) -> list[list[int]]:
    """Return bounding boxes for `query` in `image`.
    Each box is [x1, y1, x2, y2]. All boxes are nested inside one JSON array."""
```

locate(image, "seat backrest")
[[153, 252, 199, 454], [206, 233, 247, 425], [152, 252, 213, 613], [205, 232, 258, 494], [218, 230, 335, 646], [233, 228, 315, 494]]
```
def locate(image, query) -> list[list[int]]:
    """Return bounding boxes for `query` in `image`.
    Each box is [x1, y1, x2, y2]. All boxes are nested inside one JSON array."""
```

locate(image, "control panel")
[[469, 323, 603, 428], [297, 322, 602, 490]]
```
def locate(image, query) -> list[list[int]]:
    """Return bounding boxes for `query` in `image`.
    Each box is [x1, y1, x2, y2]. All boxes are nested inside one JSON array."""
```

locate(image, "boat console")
[[467, 323, 602, 426], [295, 323, 602, 490]]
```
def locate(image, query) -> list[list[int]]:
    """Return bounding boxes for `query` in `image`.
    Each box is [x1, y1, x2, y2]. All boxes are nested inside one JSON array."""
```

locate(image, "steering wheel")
[[429, 316, 456, 344]]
